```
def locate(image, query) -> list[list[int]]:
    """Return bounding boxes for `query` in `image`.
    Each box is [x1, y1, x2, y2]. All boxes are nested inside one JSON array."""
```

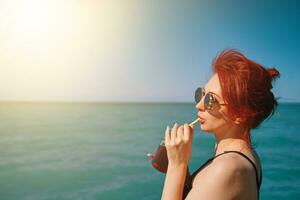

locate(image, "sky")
[[0, 0, 299, 102]]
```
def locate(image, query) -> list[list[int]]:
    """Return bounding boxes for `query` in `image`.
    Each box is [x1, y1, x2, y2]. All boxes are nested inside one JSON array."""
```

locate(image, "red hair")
[[213, 49, 280, 145]]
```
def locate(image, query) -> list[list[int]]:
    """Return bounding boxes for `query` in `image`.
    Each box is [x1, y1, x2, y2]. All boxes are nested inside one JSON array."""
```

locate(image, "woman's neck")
[[213, 125, 250, 156]]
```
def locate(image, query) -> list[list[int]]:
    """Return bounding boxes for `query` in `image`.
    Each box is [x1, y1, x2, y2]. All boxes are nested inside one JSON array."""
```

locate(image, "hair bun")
[[267, 68, 280, 80]]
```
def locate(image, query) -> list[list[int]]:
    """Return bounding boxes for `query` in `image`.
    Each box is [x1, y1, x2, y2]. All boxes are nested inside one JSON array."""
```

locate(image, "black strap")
[[184, 151, 262, 200], [221, 151, 262, 199], [222, 151, 262, 188]]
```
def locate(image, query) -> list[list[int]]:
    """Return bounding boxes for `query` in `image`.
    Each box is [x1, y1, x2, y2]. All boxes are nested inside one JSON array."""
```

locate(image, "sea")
[[0, 102, 299, 200]]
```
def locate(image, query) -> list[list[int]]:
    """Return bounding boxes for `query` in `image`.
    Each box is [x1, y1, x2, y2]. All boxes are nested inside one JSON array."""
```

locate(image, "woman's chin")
[[199, 124, 213, 133], [199, 124, 207, 131]]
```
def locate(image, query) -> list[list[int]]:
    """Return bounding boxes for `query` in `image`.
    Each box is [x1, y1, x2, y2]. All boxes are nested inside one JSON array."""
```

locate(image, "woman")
[[147, 49, 280, 199]]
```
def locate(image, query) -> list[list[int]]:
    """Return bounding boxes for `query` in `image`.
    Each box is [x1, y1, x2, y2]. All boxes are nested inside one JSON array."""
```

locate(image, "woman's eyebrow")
[[209, 91, 221, 98], [204, 86, 222, 99]]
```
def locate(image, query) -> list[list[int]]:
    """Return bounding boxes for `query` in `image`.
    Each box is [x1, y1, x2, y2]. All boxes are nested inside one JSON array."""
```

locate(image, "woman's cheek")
[[200, 121, 213, 132], [200, 118, 221, 133]]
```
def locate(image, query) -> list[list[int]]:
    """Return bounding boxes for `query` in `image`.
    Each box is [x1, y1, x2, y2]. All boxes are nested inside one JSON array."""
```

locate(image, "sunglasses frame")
[[195, 87, 227, 110]]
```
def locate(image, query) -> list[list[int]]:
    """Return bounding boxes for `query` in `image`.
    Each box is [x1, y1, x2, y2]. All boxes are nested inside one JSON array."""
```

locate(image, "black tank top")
[[182, 151, 262, 199]]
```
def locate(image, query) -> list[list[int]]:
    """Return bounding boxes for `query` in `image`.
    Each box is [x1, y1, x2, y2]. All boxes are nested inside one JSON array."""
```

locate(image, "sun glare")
[[0, 0, 132, 101], [14, 0, 51, 35]]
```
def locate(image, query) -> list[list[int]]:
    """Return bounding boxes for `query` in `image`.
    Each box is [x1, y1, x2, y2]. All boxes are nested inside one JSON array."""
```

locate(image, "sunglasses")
[[195, 87, 227, 110]]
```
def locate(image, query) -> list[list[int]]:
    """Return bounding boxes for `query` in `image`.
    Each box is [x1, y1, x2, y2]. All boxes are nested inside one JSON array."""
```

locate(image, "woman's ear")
[[234, 117, 245, 125]]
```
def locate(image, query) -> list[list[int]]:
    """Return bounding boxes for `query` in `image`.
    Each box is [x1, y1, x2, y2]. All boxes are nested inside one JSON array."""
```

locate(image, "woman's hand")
[[165, 123, 194, 168]]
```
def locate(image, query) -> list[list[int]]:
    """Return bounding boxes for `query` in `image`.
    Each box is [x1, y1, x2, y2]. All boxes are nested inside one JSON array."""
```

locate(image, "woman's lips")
[[197, 116, 205, 124]]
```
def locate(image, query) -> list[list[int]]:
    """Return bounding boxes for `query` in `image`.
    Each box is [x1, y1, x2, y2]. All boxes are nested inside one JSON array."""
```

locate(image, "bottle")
[[151, 140, 168, 173]]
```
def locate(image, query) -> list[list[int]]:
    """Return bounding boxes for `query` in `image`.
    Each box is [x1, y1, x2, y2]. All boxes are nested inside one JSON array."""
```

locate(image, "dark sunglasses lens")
[[204, 93, 211, 109], [195, 88, 203, 103]]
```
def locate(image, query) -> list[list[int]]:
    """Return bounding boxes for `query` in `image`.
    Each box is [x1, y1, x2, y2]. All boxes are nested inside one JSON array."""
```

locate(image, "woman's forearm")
[[161, 163, 188, 200]]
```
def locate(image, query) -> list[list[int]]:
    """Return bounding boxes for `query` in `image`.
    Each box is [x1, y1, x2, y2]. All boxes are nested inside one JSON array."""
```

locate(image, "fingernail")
[[166, 126, 170, 130]]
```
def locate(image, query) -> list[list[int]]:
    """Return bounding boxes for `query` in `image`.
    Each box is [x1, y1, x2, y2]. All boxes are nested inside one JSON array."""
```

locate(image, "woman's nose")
[[195, 97, 205, 112]]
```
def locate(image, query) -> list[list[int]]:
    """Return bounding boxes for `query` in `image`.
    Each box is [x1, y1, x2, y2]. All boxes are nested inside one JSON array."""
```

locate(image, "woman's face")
[[196, 73, 232, 134]]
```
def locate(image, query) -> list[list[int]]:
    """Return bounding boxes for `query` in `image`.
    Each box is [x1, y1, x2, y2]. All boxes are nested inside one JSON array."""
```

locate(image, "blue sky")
[[0, 0, 299, 102]]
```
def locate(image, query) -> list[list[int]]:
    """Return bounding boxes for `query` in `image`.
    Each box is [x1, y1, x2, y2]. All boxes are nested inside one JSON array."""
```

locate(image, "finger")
[[171, 123, 178, 143], [165, 126, 171, 144], [178, 125, 184, 140], [183, 123, 193, 140]]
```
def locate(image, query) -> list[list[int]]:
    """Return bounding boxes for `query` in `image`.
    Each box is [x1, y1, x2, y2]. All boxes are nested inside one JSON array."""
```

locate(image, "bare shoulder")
[[185, 153, 257, 200], [212, 152, 255, 174], [207, 153, 255, 187]]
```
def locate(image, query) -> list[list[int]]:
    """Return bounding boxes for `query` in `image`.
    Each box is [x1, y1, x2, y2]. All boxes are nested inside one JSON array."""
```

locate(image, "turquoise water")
[[0, 102, 299, 200]]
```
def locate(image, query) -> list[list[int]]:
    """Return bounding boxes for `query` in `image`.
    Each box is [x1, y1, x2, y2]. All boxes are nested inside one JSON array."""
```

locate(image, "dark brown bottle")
[[151, 140, 168, 173]]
